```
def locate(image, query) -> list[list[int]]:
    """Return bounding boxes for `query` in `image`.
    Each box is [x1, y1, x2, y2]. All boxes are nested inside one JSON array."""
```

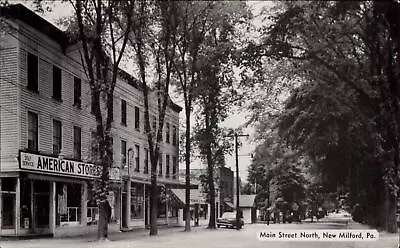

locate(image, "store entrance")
[[33, 181, 50, 228], [35, 193, 50, 227]]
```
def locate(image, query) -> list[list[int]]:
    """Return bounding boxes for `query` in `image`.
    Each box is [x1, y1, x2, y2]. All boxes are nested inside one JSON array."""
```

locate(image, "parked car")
[[217, 212, 244, 229]]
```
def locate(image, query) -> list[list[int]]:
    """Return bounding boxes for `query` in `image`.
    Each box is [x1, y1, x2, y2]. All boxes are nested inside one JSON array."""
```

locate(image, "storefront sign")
[[20, 151, 102, 178], [190, 198, 206, 204]]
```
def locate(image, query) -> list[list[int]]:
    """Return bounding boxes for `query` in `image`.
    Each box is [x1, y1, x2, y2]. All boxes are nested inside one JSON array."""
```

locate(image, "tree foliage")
[[127, 0, 180, 236], [68, 0, 134, 240], [169, 1, 250, 229], [244, 1, 400, 232]]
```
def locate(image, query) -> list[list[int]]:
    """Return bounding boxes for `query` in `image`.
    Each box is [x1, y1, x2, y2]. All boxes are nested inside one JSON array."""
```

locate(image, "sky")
[[14, 0, 274, 184]]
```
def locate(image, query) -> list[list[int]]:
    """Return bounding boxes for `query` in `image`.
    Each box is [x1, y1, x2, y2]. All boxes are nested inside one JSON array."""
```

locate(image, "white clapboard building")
[[0, 4, 185, 237]]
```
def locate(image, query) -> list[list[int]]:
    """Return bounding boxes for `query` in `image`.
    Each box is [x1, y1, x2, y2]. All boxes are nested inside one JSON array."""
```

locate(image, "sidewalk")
[[0, 224, 208, 248]]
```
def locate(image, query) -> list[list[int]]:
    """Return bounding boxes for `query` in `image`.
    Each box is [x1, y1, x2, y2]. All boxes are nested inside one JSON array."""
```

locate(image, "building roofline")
[[1, 3, 182, 113], [0, 3, 69, 51]]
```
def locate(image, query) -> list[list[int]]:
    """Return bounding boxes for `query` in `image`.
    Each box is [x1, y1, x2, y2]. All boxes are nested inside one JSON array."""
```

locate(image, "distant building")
[[179, 166, 234, 218], [0, 4, 183, 237], [234, 195, 257, 224]]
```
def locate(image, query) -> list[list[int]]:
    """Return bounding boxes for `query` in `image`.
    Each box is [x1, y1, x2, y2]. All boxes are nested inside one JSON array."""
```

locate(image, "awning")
[[167, 188, 185, 207], [224, 201, 235, 209], [170, 189, 207, 205]]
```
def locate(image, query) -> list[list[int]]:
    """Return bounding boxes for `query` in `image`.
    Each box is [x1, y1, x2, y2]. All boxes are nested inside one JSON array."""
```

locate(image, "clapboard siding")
[[19, 47, 95, 160], [113, 82, 179, 179], [0, 47, 19, 170], [1, 19, 180, 183]]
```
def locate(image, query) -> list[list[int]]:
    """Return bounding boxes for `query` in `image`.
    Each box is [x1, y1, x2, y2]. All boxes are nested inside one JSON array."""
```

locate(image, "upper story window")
[[121, 99, 127, 126], [121, 140, 127, 168], [27, 52, 38, 92], [172, 156, 177, 179], [166, 154, 170, 178], [173, 126, 177, 146], [91, 131, 98, 162], [134, 106, 140, 131], [52, 65, 62, 101], [52, 119, 62, 155], [144, 148, 149, 174], [135, 145, 140, 172], [166, 123, 170, 144], [28, 111, 38, 151], [158, 153, 162, 176], [73, 77, 81, 108], [73, 126, 81, 160]]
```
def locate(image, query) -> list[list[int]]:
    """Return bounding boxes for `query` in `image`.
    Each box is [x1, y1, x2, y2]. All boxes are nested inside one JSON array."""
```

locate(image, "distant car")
[[217, 212, 244, 229]]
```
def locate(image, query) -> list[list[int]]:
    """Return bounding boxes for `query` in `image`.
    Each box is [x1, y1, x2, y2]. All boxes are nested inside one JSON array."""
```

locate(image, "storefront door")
[[35, 193, 50, 227], [121, 192, 128, 228]]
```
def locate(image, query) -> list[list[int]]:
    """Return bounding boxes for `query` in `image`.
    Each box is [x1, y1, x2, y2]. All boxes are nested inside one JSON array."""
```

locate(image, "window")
[[173, 126, 177, 146], [74, 77, 81, 108], [28, 111, 38, 151], [27, 52, 38, 91], [158, 154, 162, 176], [121, 140, 127, 168], [91, 131, 99, 162], [172, 156, 177, 179], [58, 183, 82, 225], [166, 123, 170, 144], [135, 106, 140, 130], [135, 145, 140, 172], [91, 94, 95, 114], [53, 120, 62, 155], [166, 154, 170, 178], [121, 99, 127, 126], [53, 65, 62, 100], [73, 126, 81, 160], [144, 148, 149, 174], [1, 178, 17, 228], [130, 184, 144, 219]]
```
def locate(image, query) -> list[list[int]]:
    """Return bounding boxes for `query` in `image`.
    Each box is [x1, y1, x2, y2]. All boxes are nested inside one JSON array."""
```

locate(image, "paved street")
[[0, 215, 397, 248]]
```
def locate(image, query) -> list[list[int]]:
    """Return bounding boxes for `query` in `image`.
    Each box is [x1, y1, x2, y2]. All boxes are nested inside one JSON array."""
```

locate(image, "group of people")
[[263, 209, 302, 224]]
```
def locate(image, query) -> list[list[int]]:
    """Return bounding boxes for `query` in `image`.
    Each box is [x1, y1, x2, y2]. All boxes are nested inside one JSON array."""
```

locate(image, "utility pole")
[[225, 133, 249, 230], [255, 178, 257, 194]]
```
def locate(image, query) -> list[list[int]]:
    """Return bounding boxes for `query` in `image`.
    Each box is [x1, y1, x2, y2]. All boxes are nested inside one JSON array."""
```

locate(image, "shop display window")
[[2, 193, 15, 229], [57, 183, 81, 226], [1, 178, 16, 229], [86, 184, 99, 225], [131, 184, 144, 219]]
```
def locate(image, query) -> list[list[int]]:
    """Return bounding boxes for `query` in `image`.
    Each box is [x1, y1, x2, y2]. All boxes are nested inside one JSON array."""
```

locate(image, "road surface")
[[0, 215, 397, 248]]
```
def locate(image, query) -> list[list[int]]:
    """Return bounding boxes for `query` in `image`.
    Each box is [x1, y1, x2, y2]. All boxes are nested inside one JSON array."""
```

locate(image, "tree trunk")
[[384, 186, 397, 233], [207, 160, 216, 229], [97, 201, 108, 240], [205, 111, 216, 229], [150, 160, 158, 235], [185, 106, 191, 231]]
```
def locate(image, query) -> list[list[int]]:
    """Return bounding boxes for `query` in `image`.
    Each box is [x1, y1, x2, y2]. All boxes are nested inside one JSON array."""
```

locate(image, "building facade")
[[0, 4, 182, 237], [178, 166, 235, 221], [218, 167, 234, 216]]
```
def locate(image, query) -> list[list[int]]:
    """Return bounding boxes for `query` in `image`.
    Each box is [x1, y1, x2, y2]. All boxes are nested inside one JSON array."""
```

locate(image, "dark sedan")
[[217, 212, 244, 229]]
